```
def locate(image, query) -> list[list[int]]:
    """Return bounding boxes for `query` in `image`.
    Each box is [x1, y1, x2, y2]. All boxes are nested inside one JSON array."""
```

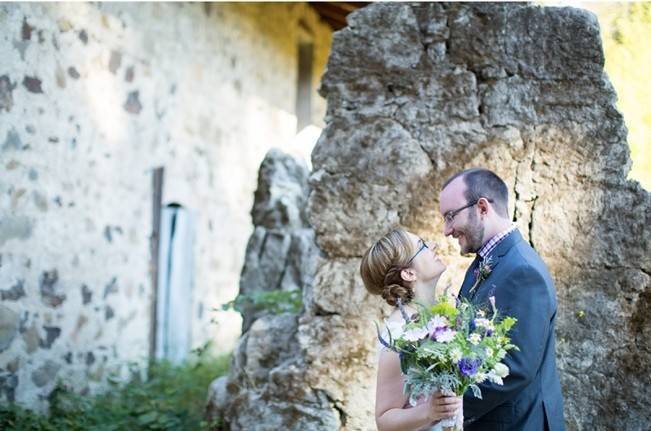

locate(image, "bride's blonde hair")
[[360, 228, 415, 307]]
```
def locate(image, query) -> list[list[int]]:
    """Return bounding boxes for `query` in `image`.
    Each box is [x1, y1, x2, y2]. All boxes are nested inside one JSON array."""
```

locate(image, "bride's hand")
[[424, 392, 462, 422]]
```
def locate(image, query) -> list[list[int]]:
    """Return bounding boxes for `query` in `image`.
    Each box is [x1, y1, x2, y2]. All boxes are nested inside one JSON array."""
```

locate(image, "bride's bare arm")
[[375, 349, 461, 431]]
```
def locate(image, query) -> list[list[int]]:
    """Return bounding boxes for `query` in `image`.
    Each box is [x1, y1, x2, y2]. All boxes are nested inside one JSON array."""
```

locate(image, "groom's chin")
[[459, 240, 480, 255], [459, 246, 475, 256]]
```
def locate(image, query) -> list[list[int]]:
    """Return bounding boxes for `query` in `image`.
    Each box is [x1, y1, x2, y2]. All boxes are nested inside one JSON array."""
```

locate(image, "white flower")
[[475, 372, 488, 383], [485, 363, 509, 385], [477, 310, 486, 318], [485, 347, 494, 357], [479, 322, 494, 333], [450, 348, 463, 362], [496, 349, 507, 360], [474, 318, 493, 329], [468, 333, 482, 345], [434, 328, 456, 343], [487, 371, 504, 385], [493, 362, 510, 378], [403, 326, 429, 341]]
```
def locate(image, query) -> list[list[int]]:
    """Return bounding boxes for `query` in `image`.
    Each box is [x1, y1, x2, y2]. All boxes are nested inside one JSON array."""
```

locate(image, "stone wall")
[[0, 2, 331, 410], [210, 3, 650, 430], [312, 3, 651, 430]]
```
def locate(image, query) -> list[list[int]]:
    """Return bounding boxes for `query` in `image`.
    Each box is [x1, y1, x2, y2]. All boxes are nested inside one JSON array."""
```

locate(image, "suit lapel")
[[470, 229, 524, 302], [489, 229, 524, 260]]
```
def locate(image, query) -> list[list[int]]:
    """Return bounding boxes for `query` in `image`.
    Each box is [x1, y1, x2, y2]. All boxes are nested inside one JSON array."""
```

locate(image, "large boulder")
[[211, 3, 650, 430], [207, 148, 351, 429], [237, 149, 318, 332], [309, 3, 650, 430]]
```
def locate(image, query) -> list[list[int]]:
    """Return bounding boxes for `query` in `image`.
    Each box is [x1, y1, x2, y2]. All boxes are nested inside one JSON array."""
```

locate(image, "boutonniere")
[[469, 256, 494, 296]]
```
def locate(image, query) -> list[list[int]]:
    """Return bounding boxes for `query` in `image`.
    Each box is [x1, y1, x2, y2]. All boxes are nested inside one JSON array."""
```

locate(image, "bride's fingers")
[[441, 401, 461, 410], [434, 401, 461, 412], [443, 401, 461, 410], [437, 396, 461, 405], [437, 402, 461, 414]]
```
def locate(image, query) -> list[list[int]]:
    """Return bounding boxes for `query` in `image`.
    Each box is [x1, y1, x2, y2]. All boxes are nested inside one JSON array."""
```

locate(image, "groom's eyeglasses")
[[443, 198, 494, 225], [406, 237, 429, 266]]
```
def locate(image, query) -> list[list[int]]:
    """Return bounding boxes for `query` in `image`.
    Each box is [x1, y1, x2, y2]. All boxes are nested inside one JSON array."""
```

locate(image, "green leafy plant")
[[220, 288, 302, 315], [0, 348, 230, 431]]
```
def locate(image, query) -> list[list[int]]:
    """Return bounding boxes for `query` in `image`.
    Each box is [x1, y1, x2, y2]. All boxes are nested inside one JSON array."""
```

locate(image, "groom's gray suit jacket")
[[459, 229, 565, 431]]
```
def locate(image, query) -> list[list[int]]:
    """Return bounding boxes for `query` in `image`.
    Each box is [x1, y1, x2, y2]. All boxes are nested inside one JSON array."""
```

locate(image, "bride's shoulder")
[[386, 306, 416, 323]]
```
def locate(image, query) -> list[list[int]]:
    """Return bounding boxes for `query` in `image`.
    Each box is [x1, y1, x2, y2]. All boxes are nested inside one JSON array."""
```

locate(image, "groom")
[[438, 168, 565, 431]]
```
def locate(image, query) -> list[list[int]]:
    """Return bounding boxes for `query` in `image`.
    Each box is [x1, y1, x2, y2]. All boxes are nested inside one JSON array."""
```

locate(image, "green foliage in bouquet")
[[377, 296, 518, 406]]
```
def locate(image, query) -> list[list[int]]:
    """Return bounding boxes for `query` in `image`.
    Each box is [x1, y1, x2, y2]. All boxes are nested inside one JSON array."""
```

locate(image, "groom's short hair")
[[442, 168, 510, 218]]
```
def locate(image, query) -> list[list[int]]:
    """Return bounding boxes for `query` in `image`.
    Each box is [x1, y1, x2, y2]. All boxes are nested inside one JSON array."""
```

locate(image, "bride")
[[360, 228, 463, 431]]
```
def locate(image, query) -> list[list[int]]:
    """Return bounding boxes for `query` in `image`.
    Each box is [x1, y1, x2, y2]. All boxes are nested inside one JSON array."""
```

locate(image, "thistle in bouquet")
[[376, 295, 519, 428]]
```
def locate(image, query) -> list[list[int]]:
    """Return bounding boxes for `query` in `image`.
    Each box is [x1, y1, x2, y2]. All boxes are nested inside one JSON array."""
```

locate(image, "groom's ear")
[[477, 197, 490, 216], [400, 268, 417, 282]]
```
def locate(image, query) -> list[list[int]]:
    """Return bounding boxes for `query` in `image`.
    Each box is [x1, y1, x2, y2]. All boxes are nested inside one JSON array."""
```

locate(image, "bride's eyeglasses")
[[406, 237, 433, 266]]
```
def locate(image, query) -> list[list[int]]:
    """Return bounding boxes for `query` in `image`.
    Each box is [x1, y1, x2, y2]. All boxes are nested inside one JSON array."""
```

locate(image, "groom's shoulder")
[[506, 241, 553, 281], [511, 240, 542, 263]]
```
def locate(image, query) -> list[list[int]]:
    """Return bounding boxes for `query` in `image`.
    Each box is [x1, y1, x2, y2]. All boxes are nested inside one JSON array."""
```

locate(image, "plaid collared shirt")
[[477, 224, 518, 260]]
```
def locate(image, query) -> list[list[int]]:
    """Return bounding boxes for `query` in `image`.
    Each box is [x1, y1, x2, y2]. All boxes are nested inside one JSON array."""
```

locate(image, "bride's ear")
[[400, 268, 417, 282]]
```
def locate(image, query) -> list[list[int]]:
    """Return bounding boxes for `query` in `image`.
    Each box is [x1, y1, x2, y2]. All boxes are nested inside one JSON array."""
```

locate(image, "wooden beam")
[[312, 5, 347, 24], [309, 2, 370, 31], [149, 166, 164, 364]]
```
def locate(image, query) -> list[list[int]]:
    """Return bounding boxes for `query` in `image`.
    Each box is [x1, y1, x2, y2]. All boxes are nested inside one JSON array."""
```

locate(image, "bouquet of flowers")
[[376, 294, 518, 429]]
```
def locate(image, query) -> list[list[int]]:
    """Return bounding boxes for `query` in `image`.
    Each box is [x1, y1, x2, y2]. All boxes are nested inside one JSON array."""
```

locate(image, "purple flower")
[[458, 357, 482, 377]]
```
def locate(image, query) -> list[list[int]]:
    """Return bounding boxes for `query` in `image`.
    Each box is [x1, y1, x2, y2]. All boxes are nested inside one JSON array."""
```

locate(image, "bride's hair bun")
[[381, 283, 414, 307], [382, 264, 414, 307]]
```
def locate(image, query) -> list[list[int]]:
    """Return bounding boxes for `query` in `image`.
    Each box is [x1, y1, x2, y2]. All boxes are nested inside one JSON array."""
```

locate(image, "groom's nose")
[[443, 224, 454, 237]]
